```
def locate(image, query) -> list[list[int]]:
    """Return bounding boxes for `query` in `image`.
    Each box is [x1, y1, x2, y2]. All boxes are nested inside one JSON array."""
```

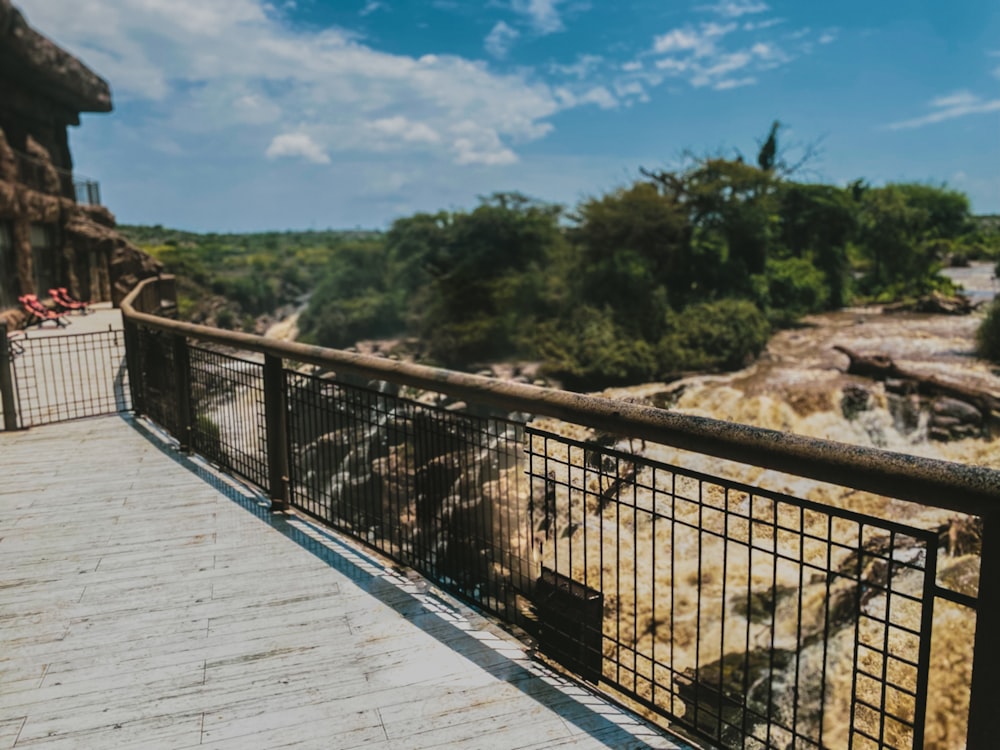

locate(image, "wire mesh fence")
[[114, 305, 989, 749], [285, 370, 532, 622], [524, 427, 946, 750], [189, 345, 269, 490], [132, 327, 179, 437], [6, 328, 129, 427]]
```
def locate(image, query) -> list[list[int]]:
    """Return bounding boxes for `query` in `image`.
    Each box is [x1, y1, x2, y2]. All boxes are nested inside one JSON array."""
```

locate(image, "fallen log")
[[881, 291, 977, 315], [834, 345, 1000, 436]]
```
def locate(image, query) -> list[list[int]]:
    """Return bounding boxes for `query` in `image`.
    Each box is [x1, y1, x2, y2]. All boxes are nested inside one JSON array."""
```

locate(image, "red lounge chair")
[[49, 287, 90, 314], [19, 294, 69, 327]]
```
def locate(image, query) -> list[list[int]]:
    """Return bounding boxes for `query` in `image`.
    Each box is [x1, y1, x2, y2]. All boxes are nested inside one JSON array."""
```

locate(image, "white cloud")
[[370, 116, 441, 145], [649, 19, 797, 91], [511, 0, 564, 34], [266, 132, 330, 164], [485, 21, 519, 59], [701, 0, 769, 18], [656, 57, 691, 73], [614, 80, 648, 101], [359, 1, 383, 16], [450, 121, 518, 165], [888, 90, 1000, 130], [700, 51, 752, 79], [743, 18, 782, 31], [653, 22, 735, 58], [550, 54, 603, 79], [818, 30, 837, 44], [930, 91, 980, 109], [17, 0, 566, 169], [714, 76, 756, 90], [654, 28, 702, 54], [578, 86, 619, 109], [621, 60, 643, 72]]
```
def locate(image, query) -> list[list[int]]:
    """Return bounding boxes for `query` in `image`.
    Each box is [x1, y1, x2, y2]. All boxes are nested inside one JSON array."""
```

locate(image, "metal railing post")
[[263, 352, 289, 512], [0, 324, 19, 431], [122, 320, 144, 417], [172, 334, 192, 452], [966, 512, 1000, 749]]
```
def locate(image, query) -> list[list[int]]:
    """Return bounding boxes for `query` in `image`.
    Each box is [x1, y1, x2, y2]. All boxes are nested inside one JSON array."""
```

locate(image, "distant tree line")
[[119, 226, 379, 329], [299, 132, 993, 389], [122, 128, 1000, 389]]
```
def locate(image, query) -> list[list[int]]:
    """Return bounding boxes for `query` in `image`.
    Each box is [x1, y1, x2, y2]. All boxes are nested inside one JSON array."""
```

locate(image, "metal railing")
[[10, 148, 102, 205], [1, 325, 129, 429], [74, 179, 101, 206], [113, 275, 1000, 749]]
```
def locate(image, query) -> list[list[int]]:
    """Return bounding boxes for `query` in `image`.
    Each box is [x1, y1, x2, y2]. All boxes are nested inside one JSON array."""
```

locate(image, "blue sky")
[[18, 0, 1000, 231]]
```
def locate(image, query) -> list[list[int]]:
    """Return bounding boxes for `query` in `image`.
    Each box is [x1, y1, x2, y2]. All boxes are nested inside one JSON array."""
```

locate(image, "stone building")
[[0, 0, 159, 327]]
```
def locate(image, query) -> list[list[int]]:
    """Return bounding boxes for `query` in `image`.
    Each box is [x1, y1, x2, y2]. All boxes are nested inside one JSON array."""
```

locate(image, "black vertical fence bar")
[[124, 320, 144, 417], [172, 334, 192, 451], [263, 353, 289, 511], [0, 323, 18, 430], [967, 512, 1000, 750]]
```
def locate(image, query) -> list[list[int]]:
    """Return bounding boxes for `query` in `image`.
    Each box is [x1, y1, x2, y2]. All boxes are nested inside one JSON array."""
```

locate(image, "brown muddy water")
[[602, 262, 1000, 466], [531, 263, 998, 749]]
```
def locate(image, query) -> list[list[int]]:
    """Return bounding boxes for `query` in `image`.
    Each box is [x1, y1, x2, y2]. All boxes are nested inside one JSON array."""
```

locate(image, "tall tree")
[[757, 120, 780, 172]]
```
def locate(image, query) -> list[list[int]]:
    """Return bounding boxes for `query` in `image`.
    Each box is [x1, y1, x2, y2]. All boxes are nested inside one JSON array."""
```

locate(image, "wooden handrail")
[[120, 275, 1000, 516]]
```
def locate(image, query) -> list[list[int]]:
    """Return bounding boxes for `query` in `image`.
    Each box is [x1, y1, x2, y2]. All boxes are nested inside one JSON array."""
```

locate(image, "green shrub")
[[752, 257, 829, 327], [215, 307, 235, 329], [976, 297, 1000, 362], [301, 291, 400, 349], [659, 299, 771, 373], [536, 306, 660, 390]]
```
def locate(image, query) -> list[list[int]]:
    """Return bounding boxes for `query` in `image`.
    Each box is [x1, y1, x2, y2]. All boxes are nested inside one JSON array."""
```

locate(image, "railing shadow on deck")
[[121, 411, 687, 750]]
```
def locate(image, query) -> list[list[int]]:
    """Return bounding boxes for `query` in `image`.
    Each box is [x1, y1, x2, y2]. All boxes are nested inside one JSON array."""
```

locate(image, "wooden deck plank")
[[1, 416, 694, 749]]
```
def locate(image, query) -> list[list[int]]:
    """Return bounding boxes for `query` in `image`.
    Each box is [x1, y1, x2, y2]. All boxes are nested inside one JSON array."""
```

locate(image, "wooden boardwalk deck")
[[0, 415, 693, 749]]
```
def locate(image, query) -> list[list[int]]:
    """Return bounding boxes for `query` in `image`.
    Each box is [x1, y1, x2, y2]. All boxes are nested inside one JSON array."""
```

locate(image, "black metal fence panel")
[[285, 370, 532, 623], [189, 346, 269, 491], [8, 328, 129, 427], [118, 305, 985, 749], [133, 328, 179, 437], [525, 427, 943, 750]]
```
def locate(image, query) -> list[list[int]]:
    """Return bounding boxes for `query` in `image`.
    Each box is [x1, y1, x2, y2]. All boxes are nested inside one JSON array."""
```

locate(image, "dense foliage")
[[118, 226, 381, 329], [296, 150, 987, 388], [124, 130, 998, 391]]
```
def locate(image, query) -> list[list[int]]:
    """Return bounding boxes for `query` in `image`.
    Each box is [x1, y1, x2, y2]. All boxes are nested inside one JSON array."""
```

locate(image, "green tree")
[[855, 184, 963, 298], [659, 299, 771, 373], [417, 193, 563, 366], [757, 120, 780, 172], [570, 182, 688, 338], [777, 183, 857, 307]]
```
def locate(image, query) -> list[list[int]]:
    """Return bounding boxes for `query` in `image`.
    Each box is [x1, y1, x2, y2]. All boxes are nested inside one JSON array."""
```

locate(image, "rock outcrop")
[[835, 345, 1000, 440], [0, 0, 111, 116], [0, 1, 136, 322], [64, 203, 164, 306]]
